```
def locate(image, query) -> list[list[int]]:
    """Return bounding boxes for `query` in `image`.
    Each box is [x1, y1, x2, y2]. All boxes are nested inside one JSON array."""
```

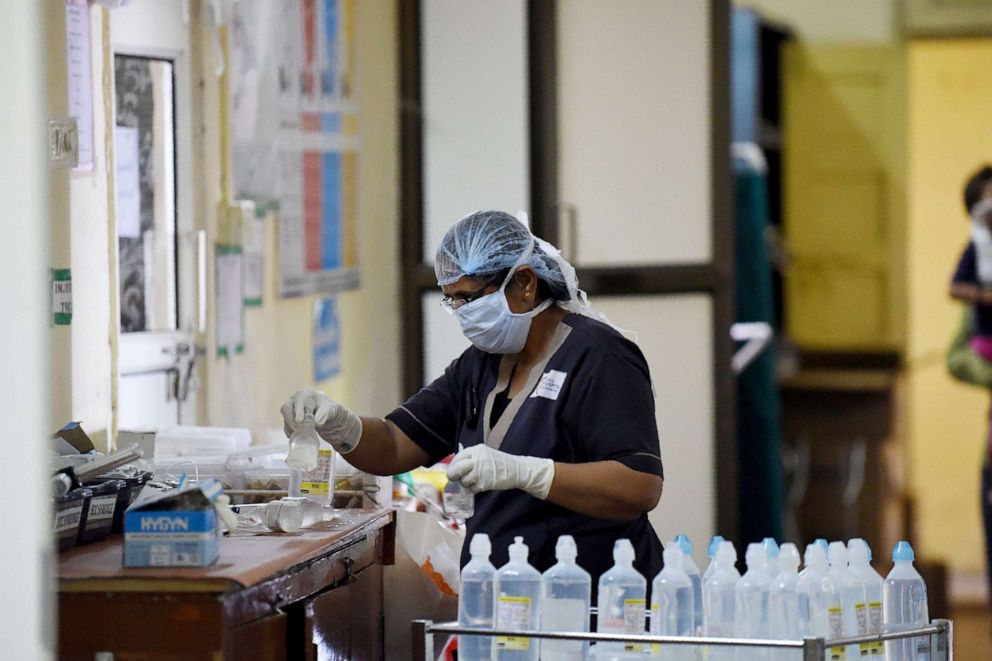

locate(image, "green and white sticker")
[[52, 269, 72, 325]]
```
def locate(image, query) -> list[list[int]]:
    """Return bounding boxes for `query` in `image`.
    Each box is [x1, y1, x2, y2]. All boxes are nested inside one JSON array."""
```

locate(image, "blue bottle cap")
[[762, 537, 780, 558], [674, 533, 692, 555], [892, 540, 915, 563], [707, 535, 725, 558], [815, 538, 829, 554]]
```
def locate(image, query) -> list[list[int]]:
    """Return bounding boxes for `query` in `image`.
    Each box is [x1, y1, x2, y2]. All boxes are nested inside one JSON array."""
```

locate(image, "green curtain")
[[734, 159, 785, 543]]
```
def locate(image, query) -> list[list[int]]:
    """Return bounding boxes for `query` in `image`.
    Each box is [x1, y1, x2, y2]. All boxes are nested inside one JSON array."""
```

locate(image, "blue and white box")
[[123, 483, 220, 568]]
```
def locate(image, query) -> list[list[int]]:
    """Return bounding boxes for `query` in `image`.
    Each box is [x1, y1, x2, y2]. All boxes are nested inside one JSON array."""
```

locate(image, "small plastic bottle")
[[444, 444, 475, 522], [847, 538, 884, 658], [459, 533, 497, 661], [735, 543, 771, 660], [286, 411, 321, 471], [798, 543, 847, 660], [541, 535, 591, 661], [883, 541, 930, 661], [494, 536, 542, 661], [596, 538, 647, 660], [673, 534, 704, 636], [651, 545, 694, 661], [828, 541, 862, 660], [769, 543, 801, 661], [762, 537, 781, 582], [703, 541, 740, 661], [703, 535, 726, 582]]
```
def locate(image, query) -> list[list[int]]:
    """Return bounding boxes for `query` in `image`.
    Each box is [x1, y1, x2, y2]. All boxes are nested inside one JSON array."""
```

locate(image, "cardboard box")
[[124, 483, 219, 568]]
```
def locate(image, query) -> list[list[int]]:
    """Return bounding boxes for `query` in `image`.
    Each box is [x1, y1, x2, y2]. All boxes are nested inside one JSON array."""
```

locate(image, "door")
[[111, 1, 204, 430], [783, 44, 906, 351]]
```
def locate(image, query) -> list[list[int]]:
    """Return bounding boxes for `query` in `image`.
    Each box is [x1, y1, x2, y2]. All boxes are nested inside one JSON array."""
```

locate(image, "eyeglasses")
[[439, 272, 507, 312]]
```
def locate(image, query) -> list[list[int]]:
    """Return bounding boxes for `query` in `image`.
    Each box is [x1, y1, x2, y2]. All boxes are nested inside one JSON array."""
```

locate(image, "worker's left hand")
[[446, 445, 555, 500]]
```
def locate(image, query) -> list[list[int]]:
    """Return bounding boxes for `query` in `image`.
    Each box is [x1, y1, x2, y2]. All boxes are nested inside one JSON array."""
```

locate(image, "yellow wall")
[[906, 39, 992, 574], [201, 0, 401, 440]]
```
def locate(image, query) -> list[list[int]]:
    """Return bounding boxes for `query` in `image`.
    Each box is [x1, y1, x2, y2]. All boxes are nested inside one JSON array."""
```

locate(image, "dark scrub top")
[[386, 312, 665, 589], [952, 241, 992, 337]]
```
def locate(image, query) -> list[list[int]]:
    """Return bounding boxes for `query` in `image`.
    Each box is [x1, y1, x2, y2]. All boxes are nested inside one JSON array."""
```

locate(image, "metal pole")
[[411, 619, 432, 661], [802, 637, 826, 661]]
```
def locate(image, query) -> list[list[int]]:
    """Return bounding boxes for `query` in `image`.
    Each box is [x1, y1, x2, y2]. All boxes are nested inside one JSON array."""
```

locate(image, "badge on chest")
[[530, 370, 567, 401]]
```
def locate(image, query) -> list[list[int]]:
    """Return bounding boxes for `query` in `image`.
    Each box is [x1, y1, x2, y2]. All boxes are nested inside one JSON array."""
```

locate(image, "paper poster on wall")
[[65, 0, 93, 169], [51, 269, 72, 326], [229, 0, 360, 299], [216, 245, 244, 357], [313, 297, 341, 382], [242, 203, 266, 307], [114, 126, 141, 238]]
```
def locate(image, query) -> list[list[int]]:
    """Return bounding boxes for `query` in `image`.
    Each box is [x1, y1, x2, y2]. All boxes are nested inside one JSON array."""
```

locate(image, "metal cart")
[[412, 618, 952, 660]]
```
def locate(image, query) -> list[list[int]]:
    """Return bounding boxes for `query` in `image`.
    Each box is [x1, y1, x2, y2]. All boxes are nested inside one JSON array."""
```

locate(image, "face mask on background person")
[[453, 240, 553, 354]]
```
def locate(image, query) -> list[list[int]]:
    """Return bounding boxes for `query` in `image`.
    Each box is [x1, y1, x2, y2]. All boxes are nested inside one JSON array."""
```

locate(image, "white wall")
[[0, 2, 53, 657], [557, 0, 712, 267], [421, 0, 530, 264], [735, 0, 897, 42]]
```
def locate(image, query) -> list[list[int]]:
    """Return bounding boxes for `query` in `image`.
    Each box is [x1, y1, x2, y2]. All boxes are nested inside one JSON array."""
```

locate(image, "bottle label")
[[622, 598, 646, 652], [868, 602, 883, 655], [495, 595, 533, 651], [299, 449, 334, 495], [828, 607, 847, 660], [855, 603, 870, 656]]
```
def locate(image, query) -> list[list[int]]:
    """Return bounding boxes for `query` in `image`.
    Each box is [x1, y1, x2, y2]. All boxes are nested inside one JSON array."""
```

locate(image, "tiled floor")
[[950, 605, 992, 660]]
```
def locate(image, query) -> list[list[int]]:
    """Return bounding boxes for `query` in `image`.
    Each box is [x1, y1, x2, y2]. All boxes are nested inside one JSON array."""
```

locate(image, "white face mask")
[[454, 242, 552, 354]]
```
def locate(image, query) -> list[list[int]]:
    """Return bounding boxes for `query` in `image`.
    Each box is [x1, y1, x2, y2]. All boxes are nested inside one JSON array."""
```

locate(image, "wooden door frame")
[[398, 0, 737, 537]]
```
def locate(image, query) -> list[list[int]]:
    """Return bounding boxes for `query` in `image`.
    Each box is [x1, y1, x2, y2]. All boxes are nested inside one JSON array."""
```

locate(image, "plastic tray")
[[55, 488, 92, 552], [78, 480, 125, 544]]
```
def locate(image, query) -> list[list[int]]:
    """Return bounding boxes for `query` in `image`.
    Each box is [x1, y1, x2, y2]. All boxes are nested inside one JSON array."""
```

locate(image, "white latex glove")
[[281, 389, 363, 454], [446, 445, 555, 500]]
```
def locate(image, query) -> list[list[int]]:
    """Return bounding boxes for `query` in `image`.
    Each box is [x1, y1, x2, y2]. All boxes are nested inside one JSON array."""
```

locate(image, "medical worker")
[[282, 210, 665, 583]]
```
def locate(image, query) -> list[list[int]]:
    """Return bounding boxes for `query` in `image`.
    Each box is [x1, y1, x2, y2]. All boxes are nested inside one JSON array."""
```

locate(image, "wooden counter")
[[58, 508, 396, 661]]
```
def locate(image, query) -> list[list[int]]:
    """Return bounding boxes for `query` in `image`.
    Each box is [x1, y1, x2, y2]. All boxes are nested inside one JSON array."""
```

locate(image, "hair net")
[[434, 210, 620, 329]]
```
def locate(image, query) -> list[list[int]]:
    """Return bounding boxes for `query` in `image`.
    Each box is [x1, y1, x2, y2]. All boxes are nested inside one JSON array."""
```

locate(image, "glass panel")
[[115, 55, 178, 333]]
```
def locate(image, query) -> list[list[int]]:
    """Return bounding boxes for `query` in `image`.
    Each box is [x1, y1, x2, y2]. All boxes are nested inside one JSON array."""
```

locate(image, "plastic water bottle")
[[828, 542, 862, 661], [762, 538, 780, 582], [674, 534, 704, 635], [459, 533, 496, 661], [541, 535, 591, 661], [796, 543, 836, 643], [596, 539, 647, 660], [735, 543, 771, 660], [847, 538, 884, 658], [769, 543, 801, 661], [286, 411, 320, 471], [883, 541, 930, 661], [815, 538, 830, 555], [703, 541, 740, 661], [444, 443, 475, 522], [703, 535, 725, 582], [651, 545, 694, 661], [494, 536, 542, 661]]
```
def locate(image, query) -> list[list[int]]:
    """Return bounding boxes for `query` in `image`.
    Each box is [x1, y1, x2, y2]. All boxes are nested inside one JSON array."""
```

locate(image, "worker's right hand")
[[281, 389, 363, 454]]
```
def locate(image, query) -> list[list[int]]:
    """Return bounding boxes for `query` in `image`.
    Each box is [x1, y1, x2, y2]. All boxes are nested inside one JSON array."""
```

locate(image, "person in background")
[[282, 210, 665, 585], [949, 164, 992, 610]]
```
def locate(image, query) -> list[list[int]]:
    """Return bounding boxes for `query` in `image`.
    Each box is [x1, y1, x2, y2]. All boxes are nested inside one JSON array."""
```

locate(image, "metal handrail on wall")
[[412, 618, 953, 661]]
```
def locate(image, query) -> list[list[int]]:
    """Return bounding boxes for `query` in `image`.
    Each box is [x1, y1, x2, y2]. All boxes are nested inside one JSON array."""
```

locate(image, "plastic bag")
[[946, 307, 992, 387]]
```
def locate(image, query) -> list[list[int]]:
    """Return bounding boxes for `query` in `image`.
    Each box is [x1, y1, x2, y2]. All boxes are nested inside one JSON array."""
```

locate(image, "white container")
[[769, 543, 801, 661], [494, 536, 542, 661], [883, 541, 930, 661], [847, 538, 884, 658], [673, 534, 704, 635], [596, 538, 647, 660], [828, 541, 862, 660], [651, 545, 694, 661], [154, 425, 251, 462], [459, 533, 497, 661], [797, 543, 843, 657], [703, 541, 740, 661], [735, 543, 770, 661], [541, 535, 591, 661], [285, 414, 320, 472], [702, 535, 725, 582]]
